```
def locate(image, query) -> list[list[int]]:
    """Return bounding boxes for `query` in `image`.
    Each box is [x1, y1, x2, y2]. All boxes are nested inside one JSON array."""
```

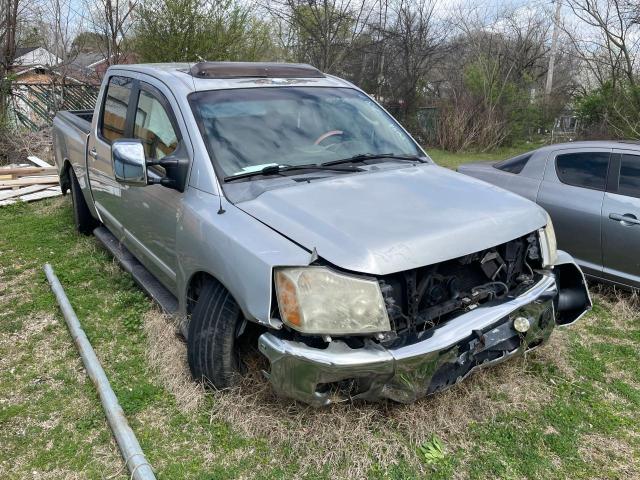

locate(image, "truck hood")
[[236, 164, 548, 275]]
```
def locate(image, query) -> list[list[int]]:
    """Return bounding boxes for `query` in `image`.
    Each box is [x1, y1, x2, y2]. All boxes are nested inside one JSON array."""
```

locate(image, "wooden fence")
[[10, 83, 99, 130]]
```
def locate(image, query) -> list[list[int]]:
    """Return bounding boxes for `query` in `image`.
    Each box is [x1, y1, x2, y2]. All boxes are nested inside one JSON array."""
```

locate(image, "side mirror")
[[112, 139, 189, 192], [112, 140, 147, 186]]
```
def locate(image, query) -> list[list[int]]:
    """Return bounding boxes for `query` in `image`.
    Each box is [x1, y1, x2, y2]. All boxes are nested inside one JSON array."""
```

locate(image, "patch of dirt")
[[32, 195, 66, 217], [0, 266, 38, 310], [578, 432, 640, 477], [534, 327, 575, 379], [8, 312, 57, 342]]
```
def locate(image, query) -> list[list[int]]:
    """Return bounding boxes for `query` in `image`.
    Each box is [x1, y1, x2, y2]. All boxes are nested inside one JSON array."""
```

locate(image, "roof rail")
[[188, 61, 325, 79]]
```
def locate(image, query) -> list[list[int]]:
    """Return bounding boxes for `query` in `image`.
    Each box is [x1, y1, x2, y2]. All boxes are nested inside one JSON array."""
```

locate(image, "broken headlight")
[[274, 266, 390, 335], [538, 215, 558, 267]]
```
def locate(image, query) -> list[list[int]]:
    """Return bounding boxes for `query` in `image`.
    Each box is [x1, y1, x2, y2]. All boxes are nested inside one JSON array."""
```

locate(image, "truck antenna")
[[187, 61, 197, 92], [217, 193, 226, 215]]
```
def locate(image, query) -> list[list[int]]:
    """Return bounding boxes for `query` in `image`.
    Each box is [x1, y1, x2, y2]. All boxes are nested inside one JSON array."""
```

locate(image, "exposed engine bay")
[[376, 232, 543, 344], [260, 232, 590, 406]]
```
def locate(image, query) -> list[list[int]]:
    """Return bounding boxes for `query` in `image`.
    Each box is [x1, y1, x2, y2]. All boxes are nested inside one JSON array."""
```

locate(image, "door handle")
[[609, 213, 640, 226], [89, 147, 97, 159]]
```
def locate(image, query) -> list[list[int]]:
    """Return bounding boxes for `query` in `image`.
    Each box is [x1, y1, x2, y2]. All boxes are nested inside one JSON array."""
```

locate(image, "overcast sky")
[[56, 0, 622, 52]]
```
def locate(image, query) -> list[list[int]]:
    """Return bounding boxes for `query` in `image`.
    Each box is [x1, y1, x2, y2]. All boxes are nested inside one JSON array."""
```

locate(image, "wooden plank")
[[0, 167, 57, 176], [0, 187, 62, 206], [19, 187, 62, 203], [0, 184, 51, 201], [0, 176, 58, 188], [26, 156, 53, 167]]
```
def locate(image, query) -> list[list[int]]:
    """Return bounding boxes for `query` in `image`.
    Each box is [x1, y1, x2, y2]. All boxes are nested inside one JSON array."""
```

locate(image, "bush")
[[432, 57, 550, 152], [0, 127, 52, 166], [576, 82, 640, 139]]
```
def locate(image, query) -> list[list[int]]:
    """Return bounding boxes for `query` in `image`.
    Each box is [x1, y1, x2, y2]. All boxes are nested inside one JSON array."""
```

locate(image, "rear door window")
[[133, 86, 179, 160], [617, 154, 640, 198], [100, 76, 133, 143], [556, 152, 610, 190], [494, 153, 532, 174]]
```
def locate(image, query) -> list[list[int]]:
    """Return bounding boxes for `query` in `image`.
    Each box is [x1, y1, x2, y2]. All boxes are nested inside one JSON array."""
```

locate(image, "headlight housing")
[[538, 215, 558, 267], [274, 266, 391, 335]]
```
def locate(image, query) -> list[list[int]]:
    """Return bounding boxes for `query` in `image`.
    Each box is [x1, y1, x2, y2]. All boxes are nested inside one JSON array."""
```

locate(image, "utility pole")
[[545, 0, 562, 96]]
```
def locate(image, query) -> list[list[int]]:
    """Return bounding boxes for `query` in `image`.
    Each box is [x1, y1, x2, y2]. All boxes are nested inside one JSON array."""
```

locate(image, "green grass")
[[426, 139, 546, 170], [1, 193, 640, 479]]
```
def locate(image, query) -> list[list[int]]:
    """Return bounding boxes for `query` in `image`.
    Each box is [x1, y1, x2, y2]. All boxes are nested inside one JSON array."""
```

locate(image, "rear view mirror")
[[112, 140, 147, 186]]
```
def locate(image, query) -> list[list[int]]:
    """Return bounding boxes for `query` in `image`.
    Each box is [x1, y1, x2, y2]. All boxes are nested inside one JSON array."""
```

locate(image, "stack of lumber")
[[0, 156, 61, 206]]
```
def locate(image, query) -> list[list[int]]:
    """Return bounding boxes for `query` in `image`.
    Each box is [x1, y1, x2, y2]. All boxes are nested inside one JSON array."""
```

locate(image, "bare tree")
[[435, 6, 556, 150], [264, 0, 375, 73], [85, 0, 138, 66], [560, 0, 639, 138], [378, 0, 444, 118], [0, 0, 30, 126], [564, 0, 639, 87], [1, 0, 20, 73], [31, 0, 86, 82]]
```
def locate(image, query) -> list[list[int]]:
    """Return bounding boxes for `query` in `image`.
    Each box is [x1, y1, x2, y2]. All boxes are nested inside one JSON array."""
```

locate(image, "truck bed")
[[53, 109, 95, 194], [56, 110, 93, 135]]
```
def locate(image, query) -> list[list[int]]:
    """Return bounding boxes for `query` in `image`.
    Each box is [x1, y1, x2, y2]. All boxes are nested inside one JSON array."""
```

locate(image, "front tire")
[[69, 168, 97, 235], [187, 280, 243, 389]]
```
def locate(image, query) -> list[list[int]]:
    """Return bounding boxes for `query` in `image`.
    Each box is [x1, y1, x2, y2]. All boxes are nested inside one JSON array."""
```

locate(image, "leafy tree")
[[133, 0, 273, 62], [576, 81, 640, 139]]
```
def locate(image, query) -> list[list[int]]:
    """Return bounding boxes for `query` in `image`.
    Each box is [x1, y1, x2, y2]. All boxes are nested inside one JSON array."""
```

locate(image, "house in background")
[[4, 46, 87, 128], [12, 46, 61, 69], [8, 46, 72, 85], [6, 46, 137, 85], [4, 45, 135, 129], [70, 52, 138, 85]]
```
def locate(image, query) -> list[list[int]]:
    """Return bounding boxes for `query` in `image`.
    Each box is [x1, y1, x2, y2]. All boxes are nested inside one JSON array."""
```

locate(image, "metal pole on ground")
[[44, 263, 156, 480]]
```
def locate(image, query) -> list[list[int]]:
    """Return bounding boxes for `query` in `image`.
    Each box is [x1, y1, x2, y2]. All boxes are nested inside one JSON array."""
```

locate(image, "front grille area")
[[378, 232, 543, 341]]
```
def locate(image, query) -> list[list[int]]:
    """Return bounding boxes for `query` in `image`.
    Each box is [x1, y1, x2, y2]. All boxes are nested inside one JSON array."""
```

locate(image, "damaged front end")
[[259, 233, 591, 407]]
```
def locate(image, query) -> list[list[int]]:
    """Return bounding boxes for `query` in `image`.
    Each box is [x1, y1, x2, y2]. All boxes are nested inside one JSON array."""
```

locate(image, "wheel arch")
[[184, 269, 269, 345], [185, 270, 236, 317]]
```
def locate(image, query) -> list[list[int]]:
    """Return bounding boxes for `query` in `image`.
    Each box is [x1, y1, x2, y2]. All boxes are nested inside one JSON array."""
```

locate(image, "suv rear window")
[[556, 152, 610, 191], [494, 153, 532, 174]]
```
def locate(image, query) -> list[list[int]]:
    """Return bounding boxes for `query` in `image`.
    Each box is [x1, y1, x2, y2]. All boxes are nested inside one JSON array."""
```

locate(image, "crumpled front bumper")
[[259, 252, 591, 407]]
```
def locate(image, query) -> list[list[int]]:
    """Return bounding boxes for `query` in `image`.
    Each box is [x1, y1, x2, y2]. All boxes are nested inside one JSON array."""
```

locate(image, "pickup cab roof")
[[105, 62, 356, 97]]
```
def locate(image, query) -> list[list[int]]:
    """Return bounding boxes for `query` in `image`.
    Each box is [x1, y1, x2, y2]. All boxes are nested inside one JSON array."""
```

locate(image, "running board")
[[93, 226, 179, 315]]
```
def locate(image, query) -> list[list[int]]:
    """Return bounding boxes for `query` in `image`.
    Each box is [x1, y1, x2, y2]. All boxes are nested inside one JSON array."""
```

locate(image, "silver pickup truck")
[[53, 62, 591, 407]]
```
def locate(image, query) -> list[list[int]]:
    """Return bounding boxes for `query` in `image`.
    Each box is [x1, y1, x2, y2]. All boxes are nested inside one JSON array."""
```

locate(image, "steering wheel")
[[314, 130, 344, 146]]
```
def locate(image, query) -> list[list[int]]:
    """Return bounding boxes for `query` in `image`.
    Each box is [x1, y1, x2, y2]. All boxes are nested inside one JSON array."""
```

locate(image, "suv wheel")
[[187, 279, 244, 388]]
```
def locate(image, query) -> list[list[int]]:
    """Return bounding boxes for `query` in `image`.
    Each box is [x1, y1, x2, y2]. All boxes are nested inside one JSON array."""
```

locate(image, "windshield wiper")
[[224, 163, 364, 182], [322, 153, 427, 167]]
